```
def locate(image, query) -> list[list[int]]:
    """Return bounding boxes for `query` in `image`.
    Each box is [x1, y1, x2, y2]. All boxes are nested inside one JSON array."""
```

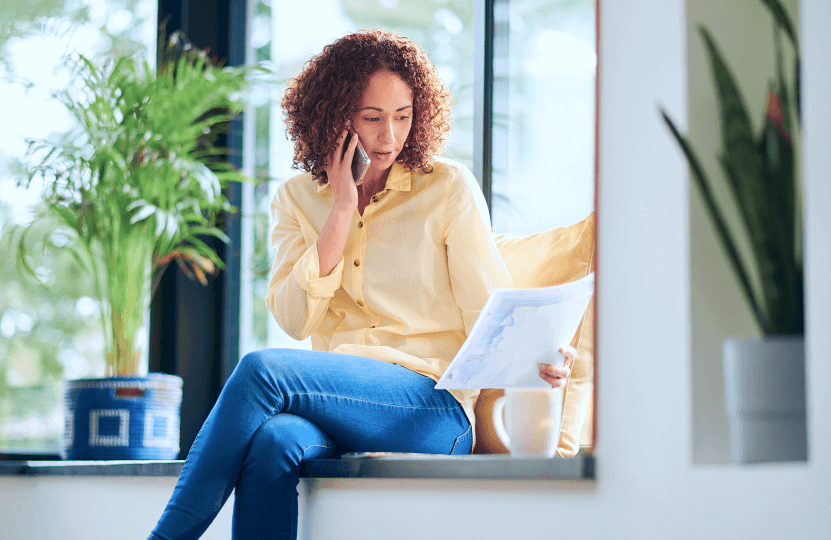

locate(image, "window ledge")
[[0, 455, 594, 480]]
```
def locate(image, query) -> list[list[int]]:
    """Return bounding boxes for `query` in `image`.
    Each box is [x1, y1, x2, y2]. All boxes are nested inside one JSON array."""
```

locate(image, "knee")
[[220, 351, 281, 407], [236, 348, 303, 376], [247, 416, 294, 470], [244, 414, 329, 475], [225, 349, 305, 405], [230, 350, 287, 387], [234, 350, 268, 380]]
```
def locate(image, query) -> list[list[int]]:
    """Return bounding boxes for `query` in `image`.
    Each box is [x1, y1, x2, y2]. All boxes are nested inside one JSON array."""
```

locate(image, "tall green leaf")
[[759, 0, 798, 48], [661, 0, 802, 336], [699, 26, 776, 313], [661, 111, 769, 332]]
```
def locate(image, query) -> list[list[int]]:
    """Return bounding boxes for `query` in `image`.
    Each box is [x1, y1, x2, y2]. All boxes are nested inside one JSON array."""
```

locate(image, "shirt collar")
[[315, 162, 413, 194], [383, 162, 413, 192]]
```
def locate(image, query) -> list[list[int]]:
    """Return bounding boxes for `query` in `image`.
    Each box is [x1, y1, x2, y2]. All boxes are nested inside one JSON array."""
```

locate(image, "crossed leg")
[[149, 348, 471, 540]]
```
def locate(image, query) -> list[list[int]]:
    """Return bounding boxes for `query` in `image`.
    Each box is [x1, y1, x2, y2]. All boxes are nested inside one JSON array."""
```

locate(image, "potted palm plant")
[[15, 27, 251, 460], [662, 0, 805, 463]]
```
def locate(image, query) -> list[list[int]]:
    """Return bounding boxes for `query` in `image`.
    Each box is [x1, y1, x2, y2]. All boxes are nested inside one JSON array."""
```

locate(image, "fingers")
[[538, 363, 571, 380], [329, 129, 349, 167], [325, 128, 360, 210], [539, 347, 577, 388], [559, 346, 577, 368], [345, 128, 359, 154], [328, 128, 359, 182], [538, 370, 568, 388]]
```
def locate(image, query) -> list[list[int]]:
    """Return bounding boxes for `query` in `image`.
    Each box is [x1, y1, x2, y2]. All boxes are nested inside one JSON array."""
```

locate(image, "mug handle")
[[492, 396, 511, 450]]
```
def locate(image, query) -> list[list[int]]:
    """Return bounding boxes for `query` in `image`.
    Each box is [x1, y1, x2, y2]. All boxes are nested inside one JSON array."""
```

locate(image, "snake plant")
[[662, 0, 802, 336]]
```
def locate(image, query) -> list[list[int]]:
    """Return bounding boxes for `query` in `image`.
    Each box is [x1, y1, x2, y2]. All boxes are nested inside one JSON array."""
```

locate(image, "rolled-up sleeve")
[[266, 184, 344, 340]]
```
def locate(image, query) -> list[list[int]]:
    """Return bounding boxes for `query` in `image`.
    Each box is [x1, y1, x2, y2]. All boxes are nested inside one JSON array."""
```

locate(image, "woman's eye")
[[397, 116, 411, 121], [364, 117, 379, 122]]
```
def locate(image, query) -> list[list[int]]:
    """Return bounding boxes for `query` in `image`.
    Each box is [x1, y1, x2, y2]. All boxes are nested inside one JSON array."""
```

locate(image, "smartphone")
[[343, 130, 371, 185]]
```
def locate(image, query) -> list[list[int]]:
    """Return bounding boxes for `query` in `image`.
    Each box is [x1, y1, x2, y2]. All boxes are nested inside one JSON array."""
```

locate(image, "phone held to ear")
[[343, 130, 371, 185]]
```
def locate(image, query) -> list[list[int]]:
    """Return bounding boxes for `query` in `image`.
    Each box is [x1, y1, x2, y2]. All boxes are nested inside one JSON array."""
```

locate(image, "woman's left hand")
[[538, 346, 577, 388]]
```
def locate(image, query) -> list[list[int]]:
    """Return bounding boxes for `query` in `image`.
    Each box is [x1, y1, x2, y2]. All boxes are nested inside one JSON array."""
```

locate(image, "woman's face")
[[350, 69, 414, 175]]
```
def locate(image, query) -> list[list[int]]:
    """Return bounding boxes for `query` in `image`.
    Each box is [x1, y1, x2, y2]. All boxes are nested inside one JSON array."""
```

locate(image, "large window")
[[490, 0, 595, 234], [0, 0, 158, 452], [239, 0, 595, 355], [240, 0, 476, 355], [0, 0, 596, 456]]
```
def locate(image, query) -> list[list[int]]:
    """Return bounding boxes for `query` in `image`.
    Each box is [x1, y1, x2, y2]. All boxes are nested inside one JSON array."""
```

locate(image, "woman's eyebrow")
[[358, 105, 414, 112]]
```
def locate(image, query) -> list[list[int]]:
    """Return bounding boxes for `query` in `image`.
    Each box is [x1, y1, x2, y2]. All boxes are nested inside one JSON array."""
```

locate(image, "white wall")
[[689, 0, 801, 465], [2, 1, 830, 538], [0, 477, 217, 539]]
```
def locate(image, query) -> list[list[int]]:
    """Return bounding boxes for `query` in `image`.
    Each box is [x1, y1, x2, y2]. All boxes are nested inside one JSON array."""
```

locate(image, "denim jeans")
[[148, 348, 472, 540]]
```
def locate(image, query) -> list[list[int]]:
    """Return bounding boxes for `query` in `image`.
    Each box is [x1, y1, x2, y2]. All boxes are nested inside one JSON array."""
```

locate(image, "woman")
[[148, 29, 575, 540]]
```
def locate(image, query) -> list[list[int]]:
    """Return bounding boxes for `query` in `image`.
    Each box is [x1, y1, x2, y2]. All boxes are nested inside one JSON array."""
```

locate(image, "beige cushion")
[[473, 211, 595, 457]]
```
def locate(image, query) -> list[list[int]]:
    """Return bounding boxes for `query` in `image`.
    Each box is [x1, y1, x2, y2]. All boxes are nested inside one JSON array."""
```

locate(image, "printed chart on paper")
[[436, 273, 594, 389]]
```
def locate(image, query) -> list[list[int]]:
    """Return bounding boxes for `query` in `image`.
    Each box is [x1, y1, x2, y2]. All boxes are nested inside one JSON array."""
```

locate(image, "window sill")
[[0, 454, 594, 480]]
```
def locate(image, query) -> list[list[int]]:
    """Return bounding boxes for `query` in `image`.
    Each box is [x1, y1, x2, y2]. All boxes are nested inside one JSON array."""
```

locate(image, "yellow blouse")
[[266, 158, 512, 446]]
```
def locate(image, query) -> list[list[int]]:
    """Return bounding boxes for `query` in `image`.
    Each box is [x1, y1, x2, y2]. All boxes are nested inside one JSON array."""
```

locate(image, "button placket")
[[351, 211, 366, 314], [368, 314, 380, 329]]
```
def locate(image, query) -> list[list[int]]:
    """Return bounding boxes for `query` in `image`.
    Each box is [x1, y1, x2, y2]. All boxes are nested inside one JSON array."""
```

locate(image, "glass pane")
[[0, 0, 157, 452], [490, 0, 595, 234], [241, 0, 474, 355]]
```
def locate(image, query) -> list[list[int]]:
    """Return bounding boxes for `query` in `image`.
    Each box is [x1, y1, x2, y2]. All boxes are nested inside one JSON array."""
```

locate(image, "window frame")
[[147, 0, 248, 458]]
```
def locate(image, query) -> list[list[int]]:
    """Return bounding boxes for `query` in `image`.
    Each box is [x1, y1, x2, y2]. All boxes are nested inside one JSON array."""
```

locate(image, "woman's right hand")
[[317, 129, 360, 277], [325, 129, 360, 212]]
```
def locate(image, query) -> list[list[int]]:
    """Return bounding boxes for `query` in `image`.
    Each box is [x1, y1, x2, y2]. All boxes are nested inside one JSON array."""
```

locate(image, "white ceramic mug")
[[492, 388, 562, 457]]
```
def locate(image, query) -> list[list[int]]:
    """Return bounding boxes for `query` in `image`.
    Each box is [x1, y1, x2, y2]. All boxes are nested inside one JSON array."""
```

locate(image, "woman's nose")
[[379, 120, 395, 143]]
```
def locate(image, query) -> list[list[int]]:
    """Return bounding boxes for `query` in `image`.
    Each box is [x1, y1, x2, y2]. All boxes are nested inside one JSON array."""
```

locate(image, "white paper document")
[[436, 272, 594, 389]]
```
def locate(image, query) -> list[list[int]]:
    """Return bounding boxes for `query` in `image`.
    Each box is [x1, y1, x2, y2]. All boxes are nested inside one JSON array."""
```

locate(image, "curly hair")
[[281, 30, 453, 184]]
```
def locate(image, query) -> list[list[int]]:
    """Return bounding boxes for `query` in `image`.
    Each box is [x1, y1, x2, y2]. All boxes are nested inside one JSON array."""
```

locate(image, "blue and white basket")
[[61, 373, 183, 460]]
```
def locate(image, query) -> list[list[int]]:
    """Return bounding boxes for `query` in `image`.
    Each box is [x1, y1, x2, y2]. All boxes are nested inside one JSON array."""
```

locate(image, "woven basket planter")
[[61, 373, 183, 460]]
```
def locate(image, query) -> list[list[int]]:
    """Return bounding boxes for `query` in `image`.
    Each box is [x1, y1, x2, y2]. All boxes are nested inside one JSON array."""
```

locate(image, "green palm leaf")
[[16, 27, 256, 375]]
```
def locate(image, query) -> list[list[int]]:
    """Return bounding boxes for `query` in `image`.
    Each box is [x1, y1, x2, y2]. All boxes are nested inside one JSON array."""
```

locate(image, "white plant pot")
[[722, 336, 807, 463]]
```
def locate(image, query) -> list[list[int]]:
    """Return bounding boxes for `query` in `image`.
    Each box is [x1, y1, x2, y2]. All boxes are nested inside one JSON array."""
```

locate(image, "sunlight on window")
[[490, 0, 595, 235], [525, 30, 596, 77]]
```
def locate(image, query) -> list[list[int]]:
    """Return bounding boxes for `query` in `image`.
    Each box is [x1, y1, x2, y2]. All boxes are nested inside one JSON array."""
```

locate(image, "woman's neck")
[[359, 166, 392, 199], [356, 166, 391, 215]]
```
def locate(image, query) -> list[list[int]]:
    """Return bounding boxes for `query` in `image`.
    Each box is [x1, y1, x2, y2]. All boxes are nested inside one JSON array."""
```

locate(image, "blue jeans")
[[148, 348, 472, 540]]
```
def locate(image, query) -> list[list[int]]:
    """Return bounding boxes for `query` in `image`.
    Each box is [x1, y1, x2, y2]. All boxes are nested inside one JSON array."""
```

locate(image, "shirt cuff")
[[291, 241, 343, 298]]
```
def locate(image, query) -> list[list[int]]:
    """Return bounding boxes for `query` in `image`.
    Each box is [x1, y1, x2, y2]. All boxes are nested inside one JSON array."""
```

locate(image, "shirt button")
[[358, 221, 363, 228], [353, 259, 360, 267], [357, 300, 364, 307]]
